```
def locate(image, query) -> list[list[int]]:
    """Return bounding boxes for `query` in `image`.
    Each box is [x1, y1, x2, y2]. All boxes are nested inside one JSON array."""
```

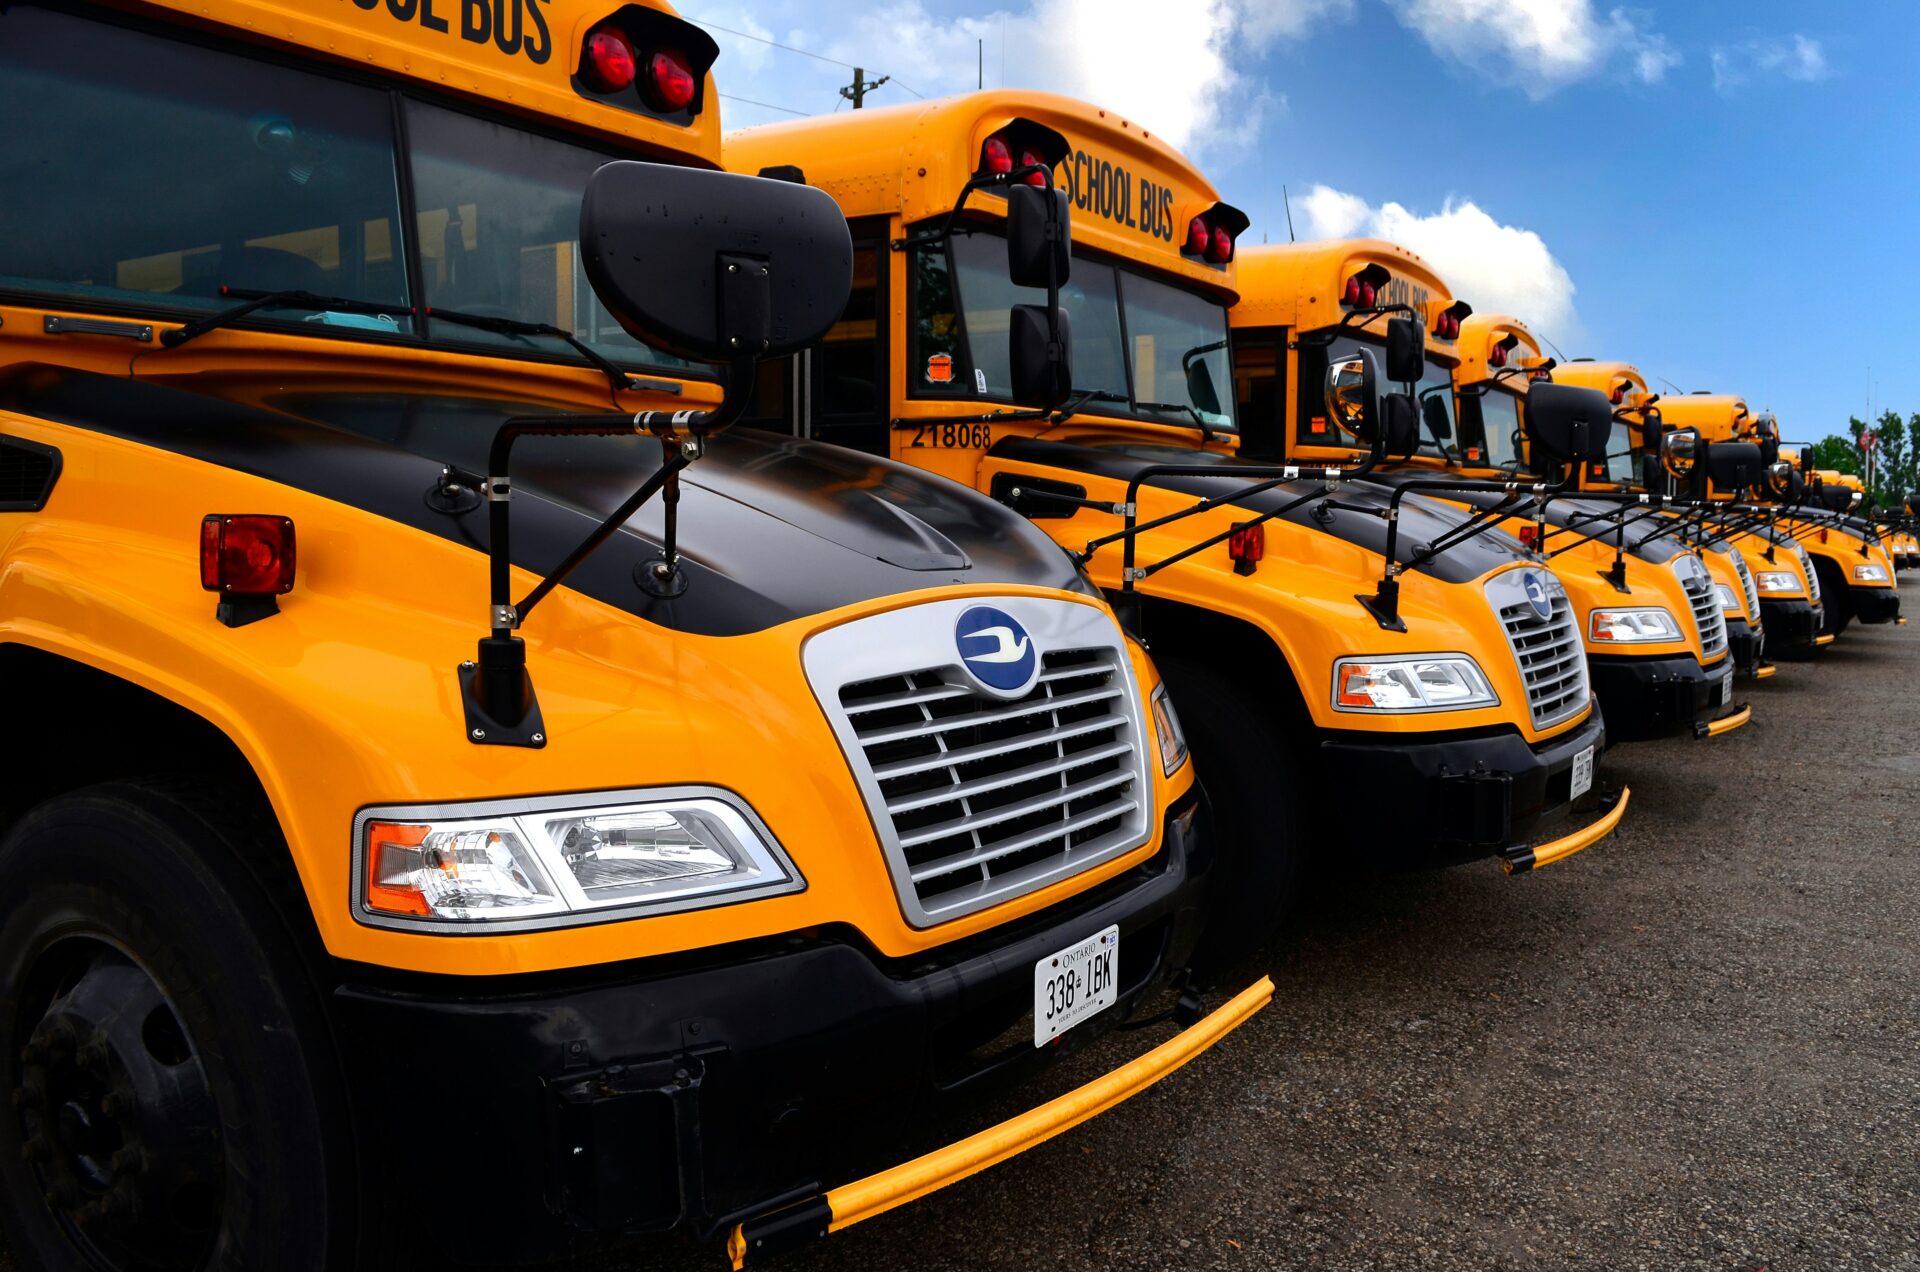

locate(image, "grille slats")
[[1676, 557, 1729, 659], [817, 616, 1151, 924], [1728, 549, 1760, 619], [1487, 569, 1590, 730]]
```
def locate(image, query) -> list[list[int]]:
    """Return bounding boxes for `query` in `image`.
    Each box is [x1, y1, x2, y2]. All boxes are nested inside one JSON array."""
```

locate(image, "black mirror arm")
[[891, 163, 1055, 253], [1361, 474, 1558, 630]]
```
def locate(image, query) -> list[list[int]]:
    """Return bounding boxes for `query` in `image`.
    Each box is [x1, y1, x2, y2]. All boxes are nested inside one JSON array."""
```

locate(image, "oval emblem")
[[1522, 570, 1554, 622], [954, 605, 1039, 698]]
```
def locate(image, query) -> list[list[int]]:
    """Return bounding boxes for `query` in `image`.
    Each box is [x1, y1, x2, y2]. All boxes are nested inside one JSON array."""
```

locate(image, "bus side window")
[[1294, 340, 1331, 445], [1233, 332, 1286, 461], [908, 244, 967, 399]]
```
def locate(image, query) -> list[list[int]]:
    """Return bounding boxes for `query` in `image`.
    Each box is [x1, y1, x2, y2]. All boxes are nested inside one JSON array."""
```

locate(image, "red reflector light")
[[1342, 276, 1362, 305], [1018, 148, 1049, 187], [582, 28, 637, 93], [1489, 344, 1507, 367], [981, 135, 1013, 176], [645, 47, 697, 111], [1228, 523, 1265, 563], [1185, 217, 1209, 255], [1360, 281, 1376, 308], [1206, 225, 1234, 264], [1518, 525, 1540, 550], [200, 515, 295, 595], [1610, 385, 1626, 405]]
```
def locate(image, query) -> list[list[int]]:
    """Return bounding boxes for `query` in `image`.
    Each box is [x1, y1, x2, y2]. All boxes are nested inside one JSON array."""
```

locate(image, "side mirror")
[[1383, 393, 1419, 459], [1324, 347, 1382, 443], [1523, 382, 1615, 465], [1007, 185, 1072, 289], [1186, 357, 1223, 418], [1384, 316, 1425, 384], [1760, 459, 1797, 501], [579, 161, 852, 363], [1420, 392, 1452, 442], [1661, 428, 1700, 480], [1009, 305, 1073, 406], [1706, 441, 1763, 491]]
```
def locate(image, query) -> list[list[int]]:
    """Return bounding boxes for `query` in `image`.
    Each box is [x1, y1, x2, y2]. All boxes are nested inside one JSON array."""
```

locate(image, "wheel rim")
[[12, 940, 224, 1270]]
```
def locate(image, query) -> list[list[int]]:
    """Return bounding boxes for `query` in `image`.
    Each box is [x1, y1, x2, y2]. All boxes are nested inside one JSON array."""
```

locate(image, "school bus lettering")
[[1381, 275, 1430, 317], [1062, 147, 1175, 243], [347, 0, 553, 64]]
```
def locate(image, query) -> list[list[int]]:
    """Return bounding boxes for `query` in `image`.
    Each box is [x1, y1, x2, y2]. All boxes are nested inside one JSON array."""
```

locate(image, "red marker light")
[[1610, 385, 1626, 405], [1185, 216, 1210, 256], [1489, 344, 1508, 367], [1342, 276, 1363, 305], [1018, 148, 1049, 187], [981, 135, 1014, 176], [1360, 281, 1377, 308], [200, 515, 295, 595], [1227, 523, 1265, 571], [1518, 525, 1540, 550], [644, 47, 697, 111], [581, 29, 637, 93], [1206, 225, 1234, 264]]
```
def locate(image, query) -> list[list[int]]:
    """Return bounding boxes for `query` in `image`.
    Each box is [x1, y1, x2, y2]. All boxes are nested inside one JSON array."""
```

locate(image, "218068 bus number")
[[909, 422, 995, 449]]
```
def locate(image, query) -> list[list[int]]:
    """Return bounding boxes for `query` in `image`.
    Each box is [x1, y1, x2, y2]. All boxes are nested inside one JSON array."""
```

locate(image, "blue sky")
[[685, 0, 1919, 441]]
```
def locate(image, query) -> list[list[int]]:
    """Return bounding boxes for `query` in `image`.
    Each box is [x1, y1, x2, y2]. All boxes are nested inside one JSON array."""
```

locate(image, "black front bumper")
[[1851, 586, 1901, 624], [1589, 652, 1737, 743], [332, 796, 1210, 1264], [1759, 596, 1822, 655], [1316, 706, 1607, 870], [1725, 616, 1765, 676]]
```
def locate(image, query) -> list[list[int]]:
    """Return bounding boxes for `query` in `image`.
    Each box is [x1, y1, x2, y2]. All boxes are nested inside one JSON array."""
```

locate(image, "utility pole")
[[839, 68, 889, 109]]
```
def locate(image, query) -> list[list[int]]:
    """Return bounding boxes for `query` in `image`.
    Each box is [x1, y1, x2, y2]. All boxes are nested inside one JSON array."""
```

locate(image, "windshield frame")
[[911, 222, 1239, 435], [0, 7, 713, 384]]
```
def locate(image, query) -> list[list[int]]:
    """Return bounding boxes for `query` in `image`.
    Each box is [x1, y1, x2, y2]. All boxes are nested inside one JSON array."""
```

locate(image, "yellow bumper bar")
[[726, 976, 1275, 1268], [1696, 704, 1752, 738], [1755, 664, 1778, 680], [1501, 787, 1631, 875], [1815, 632, 1837, 646]]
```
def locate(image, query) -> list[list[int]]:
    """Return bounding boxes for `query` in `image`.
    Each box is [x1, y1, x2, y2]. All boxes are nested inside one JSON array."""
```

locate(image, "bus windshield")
[[0, 6, 686, 375], [1460, 385, 1525, 471], [914, 230, 1236, 434], [1294, 334, 1457, 460]]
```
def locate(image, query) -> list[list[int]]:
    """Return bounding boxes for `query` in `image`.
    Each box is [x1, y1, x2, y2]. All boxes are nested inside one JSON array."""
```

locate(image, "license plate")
[[1034, 925, 1119, 1047], [1570, 745, 1595, 801], [1716, 671, 1733, 706]]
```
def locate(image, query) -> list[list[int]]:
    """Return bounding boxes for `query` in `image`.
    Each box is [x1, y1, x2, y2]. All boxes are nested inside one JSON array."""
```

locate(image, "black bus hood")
[[0, 365, 1091, 636]]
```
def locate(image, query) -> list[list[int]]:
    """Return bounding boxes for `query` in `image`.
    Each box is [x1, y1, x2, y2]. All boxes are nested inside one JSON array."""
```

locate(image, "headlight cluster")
[[1853, 564, 1890, 583], [1713, 584, 1742, 615], [1589, 608, 1683, 643], [1754, 571, 1801, 595], [1151, 683, 1189, 776], [357, 791, 803, 931], [1333, 655, 1497, 713]]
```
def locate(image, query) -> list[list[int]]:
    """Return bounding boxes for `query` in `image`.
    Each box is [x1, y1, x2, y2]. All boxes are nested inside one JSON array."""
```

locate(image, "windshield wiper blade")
[[158, 286, 402, 349], [1135, 400, 1218, 443], [421, 306, 634, 395]]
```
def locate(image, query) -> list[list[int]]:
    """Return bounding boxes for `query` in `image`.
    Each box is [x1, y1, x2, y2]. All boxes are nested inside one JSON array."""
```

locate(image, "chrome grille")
[[1485, 569, 1589, 730], [804, 598, 1153, 927], [1675, 555, 1728, 659], [1793, 543, 1822, 602], [1727, 548, 1761, 620]]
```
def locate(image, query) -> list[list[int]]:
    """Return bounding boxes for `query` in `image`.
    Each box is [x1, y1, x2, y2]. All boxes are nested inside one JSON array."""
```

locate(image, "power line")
[[692, 17, 926, 98], [719, 91, 810, 118]]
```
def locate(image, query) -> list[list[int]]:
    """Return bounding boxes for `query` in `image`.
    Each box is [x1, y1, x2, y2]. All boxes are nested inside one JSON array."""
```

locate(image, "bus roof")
[[1231, 239, 1463, 356], [1552, 360, 1654, 411], [1456, 313, 1544, 385], [1648, 392, 1751, 441], [132, 0, 722, 166], [724, 90, 1238, 299]]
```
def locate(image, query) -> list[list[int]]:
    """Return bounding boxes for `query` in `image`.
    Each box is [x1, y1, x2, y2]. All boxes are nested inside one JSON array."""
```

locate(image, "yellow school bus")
[[0, 8, 1273, 1268], [1553, 367, 1826, 660], [728, 94, 1628, 936], [1229, 251, 1744, 742]]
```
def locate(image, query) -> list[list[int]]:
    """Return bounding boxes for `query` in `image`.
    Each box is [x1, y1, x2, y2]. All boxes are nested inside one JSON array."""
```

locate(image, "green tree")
[[1809, 434, 1859, 474]]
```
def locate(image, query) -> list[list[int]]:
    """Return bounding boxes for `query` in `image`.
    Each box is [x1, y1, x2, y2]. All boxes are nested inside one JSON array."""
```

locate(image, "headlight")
[[1150, 682, 1189, 776], [1854, 564, 1890, 583], [356, 790, 803, 930], [1588, 608, 1683, 643], [1754, 571, 1801, 594], [1333, 655, 1498, 713], [1713, 584, 1741, 614]]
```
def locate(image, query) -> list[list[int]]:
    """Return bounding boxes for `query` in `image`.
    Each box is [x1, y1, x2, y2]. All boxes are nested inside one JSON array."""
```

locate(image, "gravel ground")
[[5, 622, 1916, 1272]]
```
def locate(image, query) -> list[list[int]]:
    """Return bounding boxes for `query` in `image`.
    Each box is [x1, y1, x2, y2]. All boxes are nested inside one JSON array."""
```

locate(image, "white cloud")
[[693, 0, 1349, 160], [1710, 34, 1829, 94], [1296, 185, 1580, 338], [1382, 0, 1678, 97]]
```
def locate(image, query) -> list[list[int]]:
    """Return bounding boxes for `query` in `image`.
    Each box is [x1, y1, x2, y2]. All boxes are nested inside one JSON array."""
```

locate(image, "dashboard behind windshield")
[[911, 229, 1236, 434]]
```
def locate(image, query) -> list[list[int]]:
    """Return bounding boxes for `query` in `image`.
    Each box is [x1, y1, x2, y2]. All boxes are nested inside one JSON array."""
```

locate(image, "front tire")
[[0, 783, 353, 1271], [1157, 657, 1311, 980]]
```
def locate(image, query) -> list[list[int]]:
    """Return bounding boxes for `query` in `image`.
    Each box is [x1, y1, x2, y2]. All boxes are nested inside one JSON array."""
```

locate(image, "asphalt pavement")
[[5, 621, 1916, 1272]]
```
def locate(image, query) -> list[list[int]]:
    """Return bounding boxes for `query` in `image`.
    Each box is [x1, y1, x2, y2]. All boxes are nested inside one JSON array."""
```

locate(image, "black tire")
[[1157, 656, 1311, 981], [1811, 555, 1851, 636], [0, 782, 354, 1271]]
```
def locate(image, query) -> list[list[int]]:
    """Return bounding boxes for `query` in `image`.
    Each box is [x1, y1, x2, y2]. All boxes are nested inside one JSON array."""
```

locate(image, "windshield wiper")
[[158, 286, 403, 349], [421, 306, 635, 395], [1135, 400, 1219, 443]]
